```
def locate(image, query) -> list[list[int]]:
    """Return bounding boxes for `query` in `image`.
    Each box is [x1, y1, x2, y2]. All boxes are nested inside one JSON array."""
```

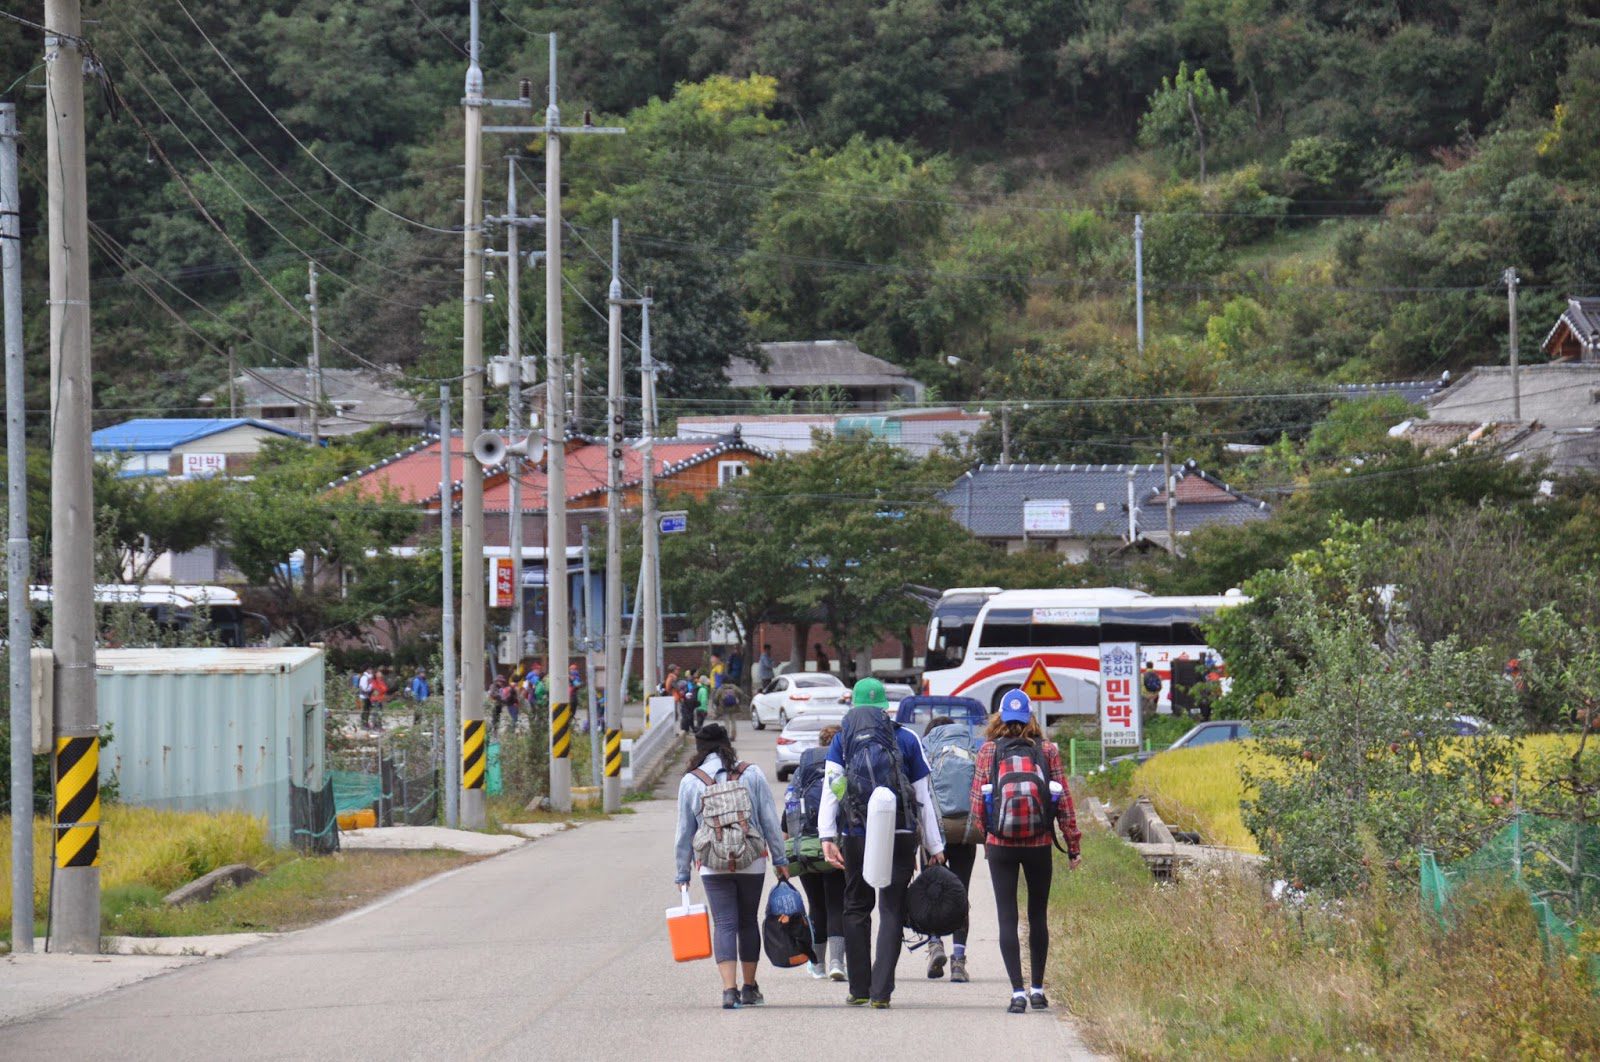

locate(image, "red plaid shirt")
[[969, 739, 1081, 857]]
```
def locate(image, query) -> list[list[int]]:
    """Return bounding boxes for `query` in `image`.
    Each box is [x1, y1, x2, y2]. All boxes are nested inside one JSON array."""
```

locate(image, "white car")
[[750, 672, 848, 729], [884, 682, 915, 707], [774, 708, 849, 780]]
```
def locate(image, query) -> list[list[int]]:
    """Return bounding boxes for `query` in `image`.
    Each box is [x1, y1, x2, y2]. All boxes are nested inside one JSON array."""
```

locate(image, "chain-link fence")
[[1421, 813, 1600, 982]]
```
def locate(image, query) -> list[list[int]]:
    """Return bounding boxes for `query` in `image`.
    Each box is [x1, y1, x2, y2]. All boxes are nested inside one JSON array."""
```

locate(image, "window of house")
[[718, 460, 750, 484], [260, 405, 298, 419]]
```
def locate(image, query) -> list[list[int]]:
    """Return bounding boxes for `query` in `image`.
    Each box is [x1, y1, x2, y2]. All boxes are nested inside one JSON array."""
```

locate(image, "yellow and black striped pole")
[[604, 727, 622, 781], [551, 701, 572, 759], [53, 735, 100, 870], [462, 719, 486, 791]]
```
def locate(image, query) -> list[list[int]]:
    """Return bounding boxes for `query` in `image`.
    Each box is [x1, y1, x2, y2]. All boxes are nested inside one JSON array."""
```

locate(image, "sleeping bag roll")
[[863, 786, 896, 888]]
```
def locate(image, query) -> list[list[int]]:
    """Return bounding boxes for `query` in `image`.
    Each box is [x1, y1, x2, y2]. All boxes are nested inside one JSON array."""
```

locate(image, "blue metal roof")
[[91, 418, 306, 452]]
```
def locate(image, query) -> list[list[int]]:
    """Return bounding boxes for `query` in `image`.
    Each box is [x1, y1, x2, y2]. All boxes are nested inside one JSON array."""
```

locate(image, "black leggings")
[[986, 845, 1053, 990], [939, 843, 978, 947], [799, 870, 844, 946]]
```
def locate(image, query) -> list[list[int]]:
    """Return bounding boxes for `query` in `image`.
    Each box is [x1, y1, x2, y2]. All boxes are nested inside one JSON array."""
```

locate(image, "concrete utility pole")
[[603, 219, 624, 812], [45, 0, 100, 953], [306, 261, 322, 443], [459, 0, 488, 828], [1134, 214, 1146, 355], [227, 342, 237, 417], [581, 522, 601, 787], [478, 33, 623, 811], [1125, 468, 1138, 543], [504, 158, 525, 674], [999, 404, 1011, 463], [640, 288, 659, 706], [1504, 267, 1521, 421], [2, 100, 35, 952], [1162, 431, 1176, 555], [439, 388, 459, 828]]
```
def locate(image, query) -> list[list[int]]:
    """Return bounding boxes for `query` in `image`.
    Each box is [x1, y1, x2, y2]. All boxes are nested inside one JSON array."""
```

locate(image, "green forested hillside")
[[3, 1, 1599, 463]]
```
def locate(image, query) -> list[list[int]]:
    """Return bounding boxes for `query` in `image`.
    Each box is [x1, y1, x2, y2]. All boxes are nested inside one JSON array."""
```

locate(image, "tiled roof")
[[1540, 296, 1600, 356], [326, 435, 469, 505], [726, 340, 923, 391], [941, 462, 1269, 540]]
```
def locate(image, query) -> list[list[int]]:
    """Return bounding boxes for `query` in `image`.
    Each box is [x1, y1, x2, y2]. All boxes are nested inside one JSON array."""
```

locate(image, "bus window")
[[977, 609, 1033, 648], [1171, 623, 1207, 646], [1101, 622, 1171, 644], [1029, 622, 1100, 647]]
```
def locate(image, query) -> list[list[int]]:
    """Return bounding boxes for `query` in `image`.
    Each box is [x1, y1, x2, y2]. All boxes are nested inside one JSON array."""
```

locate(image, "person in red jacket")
[[364, 666, 391, 732], [969, 691, 1080, 1014]]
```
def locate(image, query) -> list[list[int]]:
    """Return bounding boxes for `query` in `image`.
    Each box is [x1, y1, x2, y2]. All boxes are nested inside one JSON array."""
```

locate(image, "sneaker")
[[808, 961, 827, 979], [1029, 989, 1050, 1011], [739, 984, 765, 1007], [845, 995, 870, 1007], [721, 988, 741, 1010], [1008, 995, 1028, 1014], [827, 938, 846, 981], [870, 999, 891, 1009], [950, 955, 969, 983], [926, 938, 947, 979]]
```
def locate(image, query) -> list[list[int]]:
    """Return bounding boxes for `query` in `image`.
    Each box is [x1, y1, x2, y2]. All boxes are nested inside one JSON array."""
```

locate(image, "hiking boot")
[[1029, 989, 1050, 1011], [1007, 995, 1028, 1014], [926, 937, 947, 979], [844, 995, 870, 1007], [949, 955, 969, 983], [721, 988, 741, 1010], [739, 983, 765, 1007], [827, 936, 846, 981], [870, 999, 892, 1009]]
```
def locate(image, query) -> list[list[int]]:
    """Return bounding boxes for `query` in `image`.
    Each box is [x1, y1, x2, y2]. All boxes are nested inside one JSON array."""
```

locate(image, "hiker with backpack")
[[970, 690, 1081, 1014], [784, 723, 846, 981], [818, 678, 946, 1009], [921, 713, 985, 983], [672, 723, 790, 1010]]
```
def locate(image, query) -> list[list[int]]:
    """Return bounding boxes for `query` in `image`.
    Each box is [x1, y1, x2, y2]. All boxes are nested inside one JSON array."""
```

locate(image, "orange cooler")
[[666, 887, 712, 963]]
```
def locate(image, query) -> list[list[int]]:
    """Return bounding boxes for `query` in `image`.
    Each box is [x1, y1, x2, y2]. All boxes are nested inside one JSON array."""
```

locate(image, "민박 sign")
[[488, 557, 516, 608], [1098, 642, 1141, 749]]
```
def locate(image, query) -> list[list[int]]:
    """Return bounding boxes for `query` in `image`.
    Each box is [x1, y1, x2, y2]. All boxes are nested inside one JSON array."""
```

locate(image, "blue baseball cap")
[[999, 688, 1033, 724]]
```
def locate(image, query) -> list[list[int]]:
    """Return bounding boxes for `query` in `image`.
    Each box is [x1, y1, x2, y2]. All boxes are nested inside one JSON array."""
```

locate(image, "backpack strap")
[[691, 768, 715, 787], [727, 761, 749, 780]]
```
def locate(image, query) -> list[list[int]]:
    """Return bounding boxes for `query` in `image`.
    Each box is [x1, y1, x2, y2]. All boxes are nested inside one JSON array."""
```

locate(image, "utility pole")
[[1000, 404, 1011, 463], [1125, 468, 1138, 543], [45, 0, 100, 953], [640, 288, 659, 708], [581, 522, 601, 787], [459, 0, 488, 828], [1504, 267, 1521, 422], [1162, 431, 1176, 556], [1134, 214, 1146, 355], [2, 100, 35, 952], [571, 351, 584, 433], [603, 219, 624, 813], [502, 158, 527, 674], [226, 342, 237, 417], [439, 388, 459, 828], [306, 261, 322, 443], [478, 34, 623, 811]]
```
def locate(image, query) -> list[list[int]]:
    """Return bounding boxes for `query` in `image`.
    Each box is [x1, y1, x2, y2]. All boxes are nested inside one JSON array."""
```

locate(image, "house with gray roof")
[[1541, 297, 1600, 362], [1393, 362, 1600, 476], [201, 367, 427, 439], [941, 462, 1270, 561], [726, 340, 925, 409]]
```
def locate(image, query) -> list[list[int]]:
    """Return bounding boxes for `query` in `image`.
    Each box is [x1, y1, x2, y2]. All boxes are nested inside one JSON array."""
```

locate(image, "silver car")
[[774, 708, 848, 780]]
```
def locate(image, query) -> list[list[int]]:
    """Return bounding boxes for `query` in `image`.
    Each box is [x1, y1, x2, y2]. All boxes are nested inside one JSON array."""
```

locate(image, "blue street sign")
[[999, 688, 1032, 718], [659, 512, 688, 535]]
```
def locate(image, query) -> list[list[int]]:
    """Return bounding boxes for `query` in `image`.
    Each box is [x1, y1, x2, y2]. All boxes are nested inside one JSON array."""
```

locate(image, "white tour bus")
[[921, 586, 1246, 718], [23, 584, 263, 647]]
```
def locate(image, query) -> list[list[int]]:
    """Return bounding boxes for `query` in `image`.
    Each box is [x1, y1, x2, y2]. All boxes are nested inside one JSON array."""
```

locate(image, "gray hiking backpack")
[[924, 722, 981, 845], [691, 763, 766, 872]]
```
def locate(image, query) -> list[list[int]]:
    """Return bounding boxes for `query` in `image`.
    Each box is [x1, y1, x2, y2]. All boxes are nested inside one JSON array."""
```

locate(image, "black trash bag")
[[762, 882, 816, 968], [905, 863, 968, 937]]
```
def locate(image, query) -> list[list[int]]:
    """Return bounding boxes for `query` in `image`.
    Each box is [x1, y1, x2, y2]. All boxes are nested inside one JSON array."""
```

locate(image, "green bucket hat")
[[851, 676, 888, 709]]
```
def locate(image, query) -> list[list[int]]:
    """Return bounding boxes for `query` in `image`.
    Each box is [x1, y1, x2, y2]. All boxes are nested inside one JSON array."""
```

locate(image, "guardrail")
[[625, 696, 684, 794]]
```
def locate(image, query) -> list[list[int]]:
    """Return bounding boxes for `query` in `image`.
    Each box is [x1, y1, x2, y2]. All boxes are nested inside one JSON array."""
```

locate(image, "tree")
[[1138, 62, 1240, 181], [94, 467, 229, 582]]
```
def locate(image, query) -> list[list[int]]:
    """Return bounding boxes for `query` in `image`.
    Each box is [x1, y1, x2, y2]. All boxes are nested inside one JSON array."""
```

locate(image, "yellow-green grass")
[[1130, 734, 1586, 854], [1, 806, 280, 932], [1049, 825, 1600, 1059]]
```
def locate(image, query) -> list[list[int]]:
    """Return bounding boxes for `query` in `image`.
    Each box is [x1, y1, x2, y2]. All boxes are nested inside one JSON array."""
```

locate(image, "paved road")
[[2, 726, 1099, 1061]]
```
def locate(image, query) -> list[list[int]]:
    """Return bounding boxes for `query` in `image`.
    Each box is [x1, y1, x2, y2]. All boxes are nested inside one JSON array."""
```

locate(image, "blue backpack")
[[838, 706, 915, 832]]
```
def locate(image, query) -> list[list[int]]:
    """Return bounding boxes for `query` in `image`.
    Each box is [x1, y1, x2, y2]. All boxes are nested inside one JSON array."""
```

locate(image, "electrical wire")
[[167, 0, 462, 235]]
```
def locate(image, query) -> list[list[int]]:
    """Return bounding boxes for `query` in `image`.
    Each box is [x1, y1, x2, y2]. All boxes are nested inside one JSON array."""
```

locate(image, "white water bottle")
[[863, 786, 897, 888]]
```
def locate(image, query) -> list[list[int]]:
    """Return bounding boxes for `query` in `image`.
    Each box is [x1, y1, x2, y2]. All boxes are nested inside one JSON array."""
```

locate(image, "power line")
[[167, 0, 462, 235]]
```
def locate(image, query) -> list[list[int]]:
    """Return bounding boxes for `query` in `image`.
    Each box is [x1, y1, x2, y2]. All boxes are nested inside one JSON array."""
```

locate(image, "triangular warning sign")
[[1022, 659, 1062, 701]]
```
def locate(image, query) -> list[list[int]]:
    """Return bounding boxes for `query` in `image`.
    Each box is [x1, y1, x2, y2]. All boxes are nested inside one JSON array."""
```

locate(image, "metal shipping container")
[[95, 647, 326, 846]]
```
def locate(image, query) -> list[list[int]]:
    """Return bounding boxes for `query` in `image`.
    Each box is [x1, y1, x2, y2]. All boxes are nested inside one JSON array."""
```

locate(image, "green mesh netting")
[[330, 769, 382, 815], [1421, 814, 1600, 983]]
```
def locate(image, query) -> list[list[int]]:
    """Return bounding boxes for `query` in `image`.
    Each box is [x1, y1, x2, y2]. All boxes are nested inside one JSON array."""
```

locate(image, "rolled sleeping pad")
[[863, 786, 896, 888]]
